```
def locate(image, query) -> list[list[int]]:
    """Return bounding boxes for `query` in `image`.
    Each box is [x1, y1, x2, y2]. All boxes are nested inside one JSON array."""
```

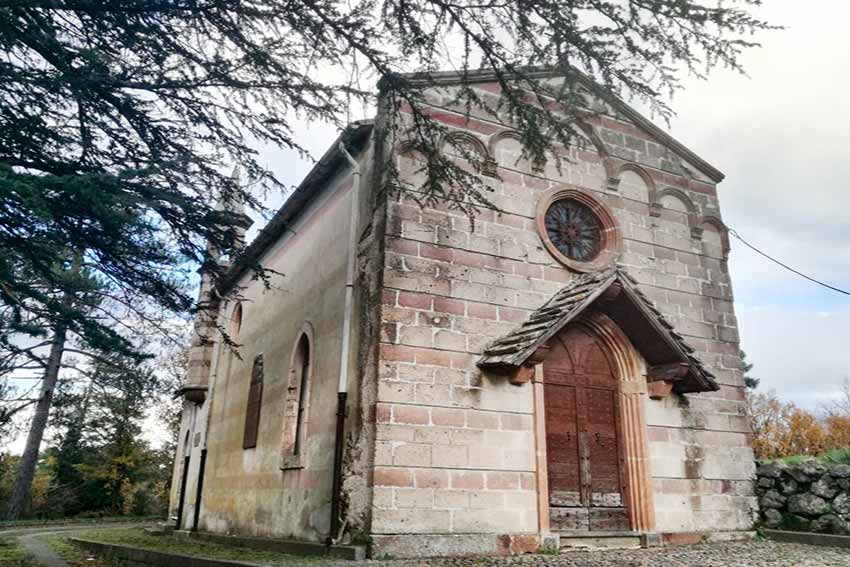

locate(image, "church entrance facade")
[[171, 70, 757, 558]]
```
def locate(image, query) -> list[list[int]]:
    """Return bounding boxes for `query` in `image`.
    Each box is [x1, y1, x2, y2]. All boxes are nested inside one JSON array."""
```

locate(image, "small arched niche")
[[611, 163, 655, 203], [700, 216, 730, 259], [659, 193, 690, 213], [619, 170, 651, 203], [653, 187, 701, 240], [441, 131, 496, 176], [229, 302, 243, 341], [489, 130, 530, 171]]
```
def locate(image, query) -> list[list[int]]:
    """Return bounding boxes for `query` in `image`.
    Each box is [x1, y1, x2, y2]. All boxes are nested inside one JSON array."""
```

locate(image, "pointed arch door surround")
[[531, 312, 654, 535]]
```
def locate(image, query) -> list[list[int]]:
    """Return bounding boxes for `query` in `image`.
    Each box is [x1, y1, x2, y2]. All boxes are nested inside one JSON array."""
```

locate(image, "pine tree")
[[1, 0, 776, 341], [740, 350, 759, 389], [77, 359, 159, 515]]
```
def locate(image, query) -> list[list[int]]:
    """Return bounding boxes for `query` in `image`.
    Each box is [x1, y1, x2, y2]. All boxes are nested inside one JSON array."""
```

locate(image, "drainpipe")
[[329, 141, 361, 544]]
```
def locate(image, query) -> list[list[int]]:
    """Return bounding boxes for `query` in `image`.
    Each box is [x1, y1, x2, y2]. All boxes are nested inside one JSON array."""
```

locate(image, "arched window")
[[281, 330, 312, 468], [536, 186, 622, 273], [293, 337, 310, 456], [242, 353, 264, 449]]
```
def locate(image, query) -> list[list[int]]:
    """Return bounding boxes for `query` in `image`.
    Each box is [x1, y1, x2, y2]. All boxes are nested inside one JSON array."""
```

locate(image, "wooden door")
[[544, 325, 629, 532]]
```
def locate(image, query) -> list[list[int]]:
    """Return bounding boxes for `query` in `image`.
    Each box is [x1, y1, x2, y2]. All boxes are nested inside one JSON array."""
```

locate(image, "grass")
[[775, 448, 850, 466], [0, 515, 161, 531], [42, 535, 111, 567], [69, 527, 327, 565], [0, 533, 114, 567], [822, 448, 850, 465], [0, 537, 36, 567]]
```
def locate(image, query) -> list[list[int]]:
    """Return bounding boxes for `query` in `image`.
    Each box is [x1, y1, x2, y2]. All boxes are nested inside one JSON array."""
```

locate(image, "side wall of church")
[[369, 81, 755, 557], [180, 143, 375, 541]]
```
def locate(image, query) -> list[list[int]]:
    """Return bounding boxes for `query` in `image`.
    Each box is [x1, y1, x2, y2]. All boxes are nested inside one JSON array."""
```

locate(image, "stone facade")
[[171, 71, 756, 559], [368, 78, 754, 556]]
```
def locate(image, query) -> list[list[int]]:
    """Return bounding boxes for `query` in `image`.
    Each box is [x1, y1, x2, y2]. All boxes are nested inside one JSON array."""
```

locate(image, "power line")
[[727, 227, 850, 297]]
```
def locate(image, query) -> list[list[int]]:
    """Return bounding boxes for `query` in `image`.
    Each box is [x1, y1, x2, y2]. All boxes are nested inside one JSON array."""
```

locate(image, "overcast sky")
[[252, 1, 850, 410], [663, 1, 850, 408]]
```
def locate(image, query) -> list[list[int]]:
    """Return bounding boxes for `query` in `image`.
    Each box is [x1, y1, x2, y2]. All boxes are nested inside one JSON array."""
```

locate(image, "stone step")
[[557, 531, 643, 550]]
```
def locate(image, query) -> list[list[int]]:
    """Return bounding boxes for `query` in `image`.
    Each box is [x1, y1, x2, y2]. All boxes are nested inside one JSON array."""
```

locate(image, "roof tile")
[[477, 265, 718, 393]]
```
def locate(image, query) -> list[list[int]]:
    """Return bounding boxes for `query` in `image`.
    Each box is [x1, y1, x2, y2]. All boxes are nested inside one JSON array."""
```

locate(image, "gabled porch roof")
[[477, 266, 719, 394]]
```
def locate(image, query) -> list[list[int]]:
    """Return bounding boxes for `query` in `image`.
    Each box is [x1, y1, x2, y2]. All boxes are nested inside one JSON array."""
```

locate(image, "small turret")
[[177, 167, 253, 403], [217, 167, 254, 261]]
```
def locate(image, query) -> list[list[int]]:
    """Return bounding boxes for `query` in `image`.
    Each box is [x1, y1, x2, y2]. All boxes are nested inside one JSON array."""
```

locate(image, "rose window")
[[543, 199, 603, 262]]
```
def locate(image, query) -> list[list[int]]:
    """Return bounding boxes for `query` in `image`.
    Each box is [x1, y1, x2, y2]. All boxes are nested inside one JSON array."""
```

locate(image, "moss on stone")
[[780, 514, 811, 532]]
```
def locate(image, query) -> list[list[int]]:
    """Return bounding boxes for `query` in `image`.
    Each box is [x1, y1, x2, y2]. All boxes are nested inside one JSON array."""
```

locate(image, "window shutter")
[[243, 354, 264, 449]]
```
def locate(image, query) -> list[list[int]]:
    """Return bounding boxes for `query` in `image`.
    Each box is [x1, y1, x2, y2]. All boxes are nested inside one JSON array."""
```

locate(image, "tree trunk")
[[4, 324, 67, 520]]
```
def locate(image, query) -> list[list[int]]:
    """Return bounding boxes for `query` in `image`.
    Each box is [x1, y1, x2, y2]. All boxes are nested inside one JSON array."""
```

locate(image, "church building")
[[170, 68, 756, 558]]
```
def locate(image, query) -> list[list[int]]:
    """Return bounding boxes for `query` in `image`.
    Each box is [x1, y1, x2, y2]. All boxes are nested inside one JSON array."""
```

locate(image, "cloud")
[[737, 305, 850, 410], [660, 1, 850, 407]]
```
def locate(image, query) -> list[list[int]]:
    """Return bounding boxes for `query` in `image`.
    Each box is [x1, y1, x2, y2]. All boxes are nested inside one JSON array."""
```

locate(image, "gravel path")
[[6, 529, 850, 567], [17, 532, 67, 567], [372, 541, 850, 567], [0, 523, 145, 567]]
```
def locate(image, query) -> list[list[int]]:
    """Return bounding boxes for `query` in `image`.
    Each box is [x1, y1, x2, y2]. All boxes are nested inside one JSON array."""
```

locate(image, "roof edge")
[[389, 66, 724, 183], [616, 273, 719, 393], [216, 120, 374, 296]]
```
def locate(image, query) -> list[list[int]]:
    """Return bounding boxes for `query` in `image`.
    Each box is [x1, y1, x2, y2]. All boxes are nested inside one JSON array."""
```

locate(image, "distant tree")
[[154, 342, 189, 456], [784, 408, 826, 458], [749, 386, 850, 461], [823, 378, 850, 417], [2, 244, 192, 519], [44, 381, 95, 517], [740, 350, 759, 389], [823, 415, 850, 453], [0, 256, 160, 520], [13, 355, 177, 519], [820, 378, 850, 454], [72, 359, 159, 515], [0, 453, 20, 506], [748, 389, 793, 460]]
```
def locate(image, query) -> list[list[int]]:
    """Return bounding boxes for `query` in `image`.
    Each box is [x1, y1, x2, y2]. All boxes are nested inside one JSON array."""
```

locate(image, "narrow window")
[[243, 353, 264, 449], [281, 332, 311, 467], [293, 337, 310, 456], [229, 303, 243, 340]]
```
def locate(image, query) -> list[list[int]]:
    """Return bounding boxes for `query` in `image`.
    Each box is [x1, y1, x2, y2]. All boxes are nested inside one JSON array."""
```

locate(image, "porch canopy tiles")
[[477, 266, 719, 394]]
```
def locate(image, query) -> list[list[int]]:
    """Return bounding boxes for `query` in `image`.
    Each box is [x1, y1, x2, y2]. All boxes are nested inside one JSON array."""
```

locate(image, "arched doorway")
[[544, 323, 629, 532]]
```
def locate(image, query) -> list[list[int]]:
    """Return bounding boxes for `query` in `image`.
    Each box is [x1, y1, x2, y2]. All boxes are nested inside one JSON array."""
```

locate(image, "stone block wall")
[[646, 399, 756, 532], [757, 460, 850, 534], [370, 79, 756, 555], [373, 339, 540, 546]]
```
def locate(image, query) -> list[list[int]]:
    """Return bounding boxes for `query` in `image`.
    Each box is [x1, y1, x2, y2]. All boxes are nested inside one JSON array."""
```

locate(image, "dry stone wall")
[[757, 460, 850, 534]]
